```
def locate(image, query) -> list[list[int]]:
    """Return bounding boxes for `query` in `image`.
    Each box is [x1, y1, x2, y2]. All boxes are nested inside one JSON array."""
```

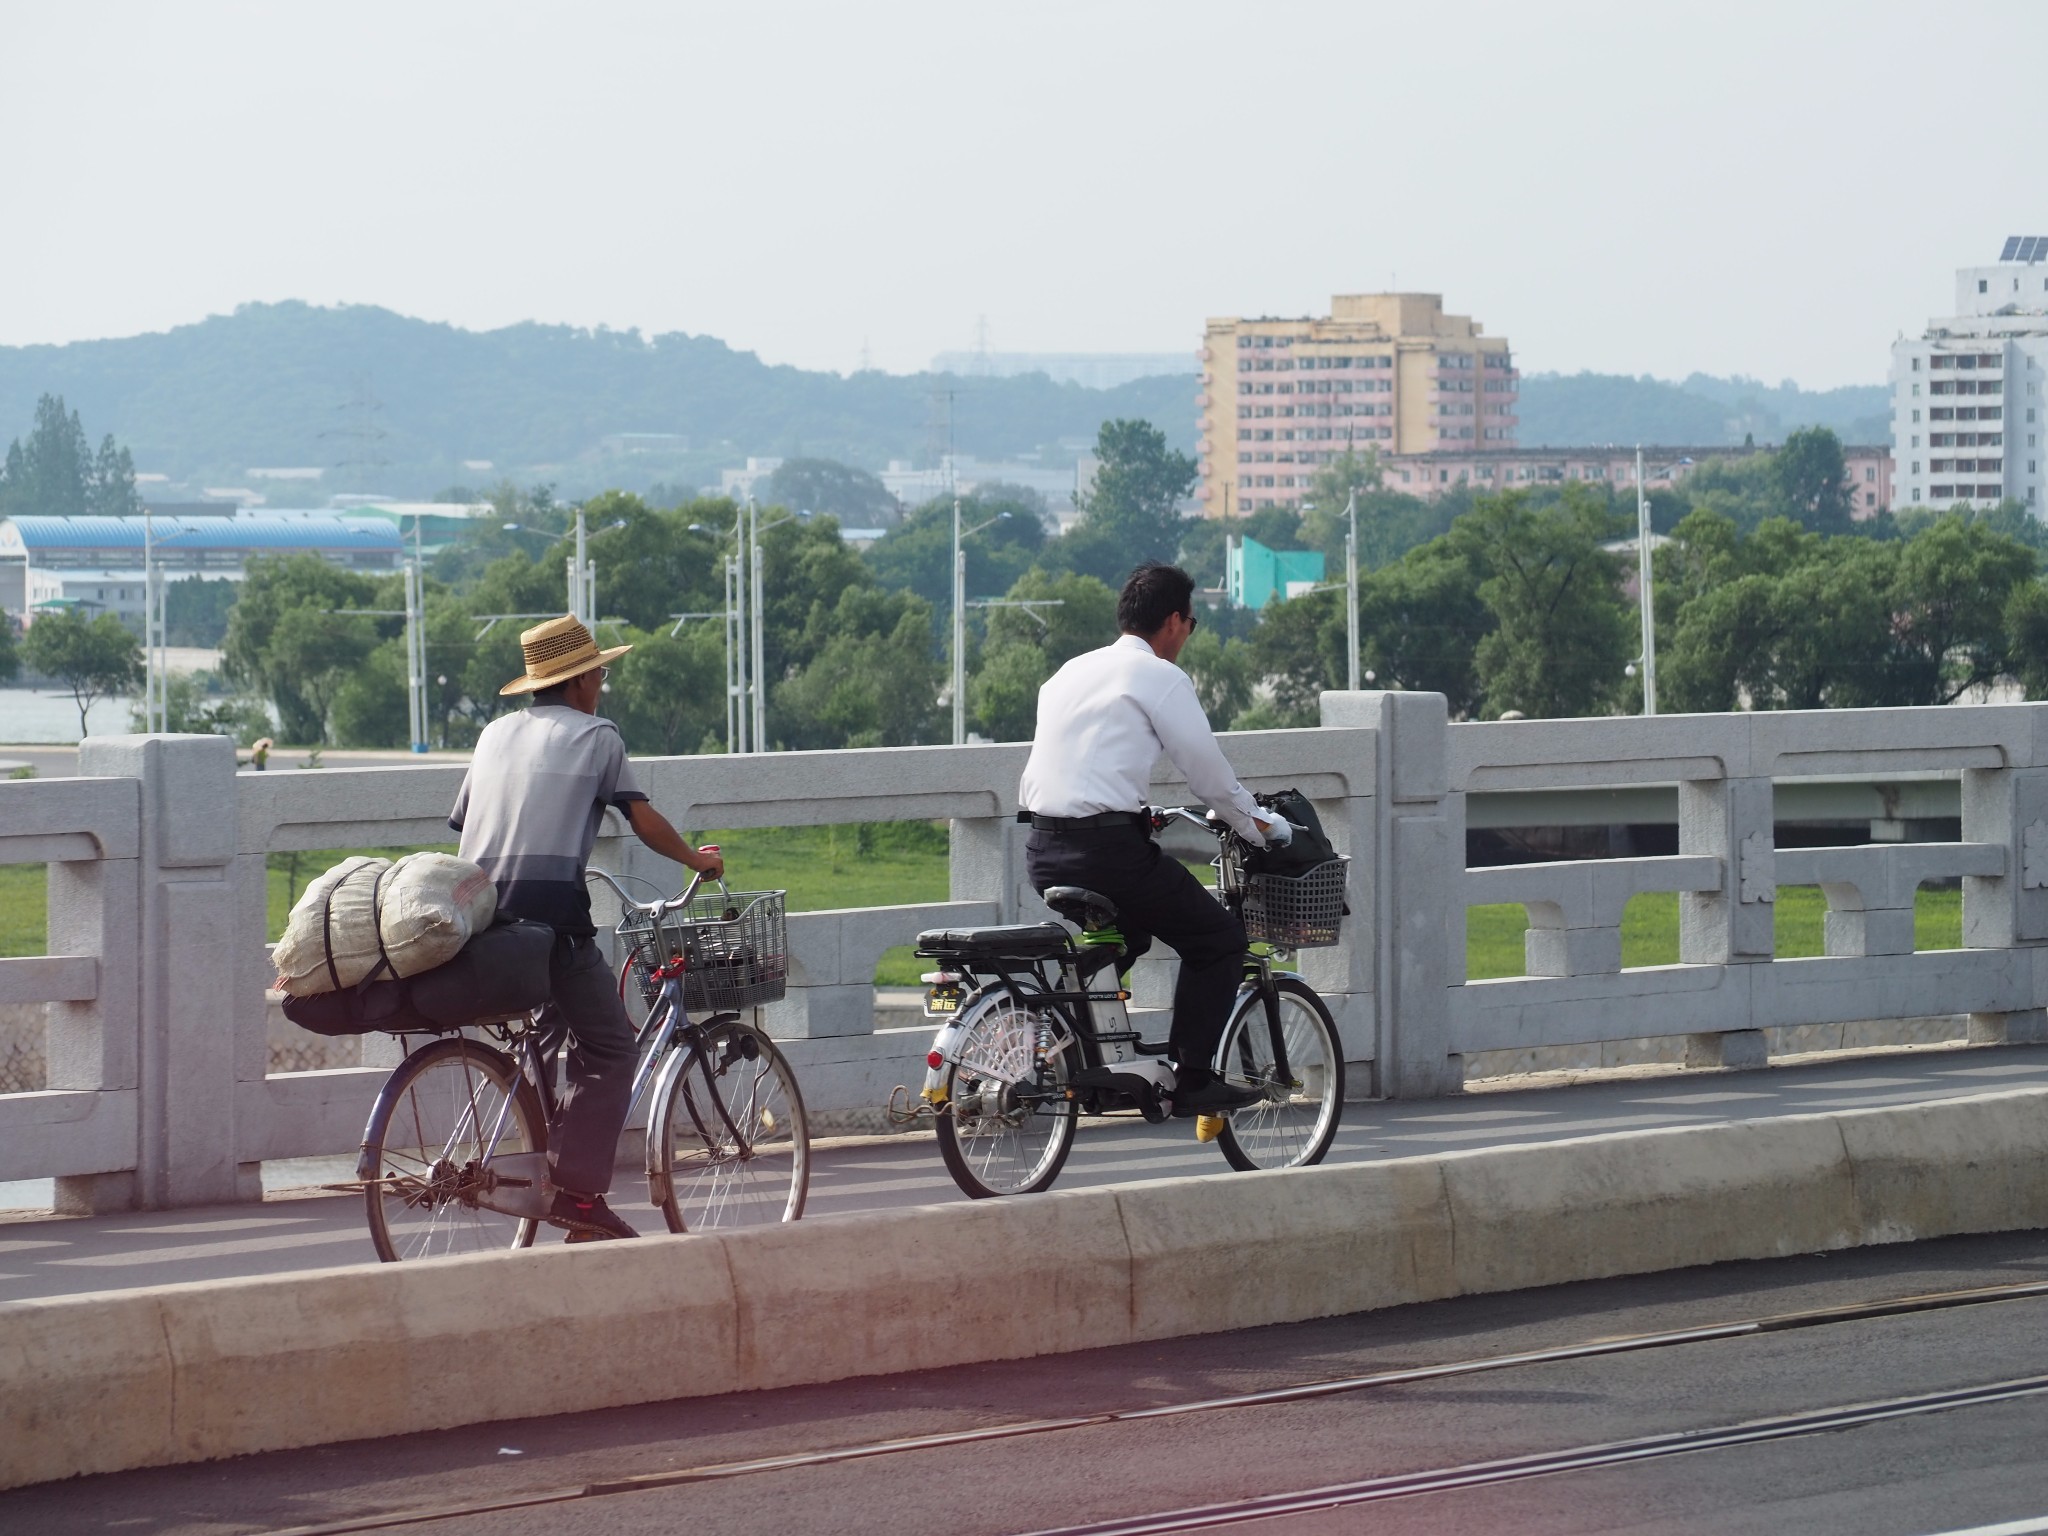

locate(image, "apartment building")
[[1891, 239, 2048, 513], [1198, 293, 1518, 516]]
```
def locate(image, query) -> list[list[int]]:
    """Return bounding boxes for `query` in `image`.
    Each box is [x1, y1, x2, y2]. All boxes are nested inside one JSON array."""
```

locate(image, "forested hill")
[[1516, 371, 1890, 448], [0, 301, 1889, 500], [0, 302, 1199, 497]]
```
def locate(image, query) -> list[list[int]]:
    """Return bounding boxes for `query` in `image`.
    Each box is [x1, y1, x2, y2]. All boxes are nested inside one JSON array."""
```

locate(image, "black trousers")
[[536, 934, 638, 1196], [1025, 824, 1247, 1072]]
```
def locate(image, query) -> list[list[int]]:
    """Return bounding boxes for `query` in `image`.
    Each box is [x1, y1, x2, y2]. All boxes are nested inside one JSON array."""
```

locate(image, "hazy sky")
[[5, 0, 2042, 389]]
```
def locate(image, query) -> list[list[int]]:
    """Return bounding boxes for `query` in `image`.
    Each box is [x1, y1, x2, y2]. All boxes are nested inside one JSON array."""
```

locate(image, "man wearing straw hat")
[[450, 614, 724, 1241]]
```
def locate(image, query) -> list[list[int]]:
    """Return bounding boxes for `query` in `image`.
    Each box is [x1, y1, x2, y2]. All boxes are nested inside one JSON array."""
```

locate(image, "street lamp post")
[[1627, 450, 1691, 716], [1344, 489, 1360, 692], [749, 495, 766, 753], [142, 513, 205, 733], [952, 502, 1009, 746], [1634, 446, 1658, 717]]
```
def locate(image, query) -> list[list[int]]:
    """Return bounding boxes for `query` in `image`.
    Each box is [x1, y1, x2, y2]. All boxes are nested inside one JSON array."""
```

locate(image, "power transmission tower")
[[322, 376, 389, 494]]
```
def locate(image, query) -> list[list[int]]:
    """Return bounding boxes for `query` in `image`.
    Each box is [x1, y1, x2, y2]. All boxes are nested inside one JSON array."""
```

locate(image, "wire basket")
[[1218, 852, 1349, 949], [616, 889, 789, 1011]]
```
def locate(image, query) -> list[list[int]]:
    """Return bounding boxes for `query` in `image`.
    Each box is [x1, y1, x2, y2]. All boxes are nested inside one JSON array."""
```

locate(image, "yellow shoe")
[[1195, 1113, 1226, 1143]]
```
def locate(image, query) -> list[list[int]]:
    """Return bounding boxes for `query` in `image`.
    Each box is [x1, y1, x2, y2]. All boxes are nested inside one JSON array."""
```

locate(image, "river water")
[[0, 688, 135, 744]]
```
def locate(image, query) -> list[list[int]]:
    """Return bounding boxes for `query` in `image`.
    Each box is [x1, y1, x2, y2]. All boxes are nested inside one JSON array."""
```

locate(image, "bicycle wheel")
[[934, 987, 1077, 1198], [655, 1019, 810, 1232], [362, 1037, 548, 1262], [1213, 977, 1344, 1173]]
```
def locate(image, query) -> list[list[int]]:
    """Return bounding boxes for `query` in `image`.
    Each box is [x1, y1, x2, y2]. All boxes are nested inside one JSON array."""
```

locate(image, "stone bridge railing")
[[3, 693, 2044, 1211]]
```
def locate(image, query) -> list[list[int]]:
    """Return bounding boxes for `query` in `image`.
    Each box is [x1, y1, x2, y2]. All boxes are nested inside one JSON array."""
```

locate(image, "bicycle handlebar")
[[1148, 803, 1304, 845], [585, 859, 728, 918]]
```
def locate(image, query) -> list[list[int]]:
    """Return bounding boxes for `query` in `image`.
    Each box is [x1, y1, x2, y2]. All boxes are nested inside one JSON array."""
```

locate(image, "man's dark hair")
[[1117, 563, 1195, 636], [531, 680, 573, 707]]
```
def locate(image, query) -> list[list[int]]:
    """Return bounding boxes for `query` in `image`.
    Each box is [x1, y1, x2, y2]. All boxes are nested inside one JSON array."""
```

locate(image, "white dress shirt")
[[1019, 634, 1267, 844]]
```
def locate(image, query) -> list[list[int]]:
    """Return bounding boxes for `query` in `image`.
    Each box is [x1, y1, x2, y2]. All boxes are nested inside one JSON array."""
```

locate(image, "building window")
[[1913, 409, 1921, 422], [1913, 357, 1922, 371], [1913, 488, 1922, 502], [1980, 279, 1989, 293], [1913, 384, 1922, 396]]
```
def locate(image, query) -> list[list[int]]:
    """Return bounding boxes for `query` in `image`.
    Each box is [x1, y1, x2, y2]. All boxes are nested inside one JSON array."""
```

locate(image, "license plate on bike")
[[924, 984, 963, 1016]]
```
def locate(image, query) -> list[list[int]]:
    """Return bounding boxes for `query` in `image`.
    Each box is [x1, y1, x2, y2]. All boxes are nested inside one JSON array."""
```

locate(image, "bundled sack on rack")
[[282, 917, 555, 1037], [273, 853, 498, 997]]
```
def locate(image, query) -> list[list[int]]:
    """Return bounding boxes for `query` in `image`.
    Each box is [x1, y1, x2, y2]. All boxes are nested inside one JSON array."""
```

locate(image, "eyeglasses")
[[1184, 612, 1199, 632]]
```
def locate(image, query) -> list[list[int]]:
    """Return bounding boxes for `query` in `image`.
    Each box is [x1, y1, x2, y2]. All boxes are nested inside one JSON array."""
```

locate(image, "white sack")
[[275, 852, 499, 996]]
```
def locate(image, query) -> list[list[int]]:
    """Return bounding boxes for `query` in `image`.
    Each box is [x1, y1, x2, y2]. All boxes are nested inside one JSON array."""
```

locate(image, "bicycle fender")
[[643, 1043, 696, 1182]]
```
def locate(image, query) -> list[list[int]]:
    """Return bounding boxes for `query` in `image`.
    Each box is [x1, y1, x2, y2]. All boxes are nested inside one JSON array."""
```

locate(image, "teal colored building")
[[1225, 535, 1326, 609]]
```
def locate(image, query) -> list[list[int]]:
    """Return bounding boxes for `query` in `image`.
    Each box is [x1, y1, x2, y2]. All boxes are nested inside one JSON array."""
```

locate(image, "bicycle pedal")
[[1195, 1113, 1226, 1143]]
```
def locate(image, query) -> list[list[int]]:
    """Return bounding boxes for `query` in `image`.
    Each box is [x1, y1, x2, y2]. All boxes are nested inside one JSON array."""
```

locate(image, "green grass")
[[1465, 885, 1965, 980], [0, 865, 44, 957]]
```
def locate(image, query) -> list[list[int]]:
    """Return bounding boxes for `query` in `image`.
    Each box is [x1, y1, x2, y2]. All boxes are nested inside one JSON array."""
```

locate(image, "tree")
[[22, 610, 143, 737], [163, 576, 240, 648], [2008, 581, 2048, 701], [1355, 539, 1490, 717], [1244, 588, 1345, 727], [1448, 486, 1632, 719], [1178, 627, 1255, 731], [1068, 418, 1196, 573], [605, 621, 728, 755], [969, 570, 1117, 740], [221, 555, 384, 743], [0, 395, 139, 520], [773, 600, 941, 750], [762, 458, 902, 528], [0, 396, 91, 518], [1885, 513, 2036, 703], [569, 492, 725, 632], [0, 611, 17, 685], [864, 492, 1047, 619], [1774, 426, 1855, 536]]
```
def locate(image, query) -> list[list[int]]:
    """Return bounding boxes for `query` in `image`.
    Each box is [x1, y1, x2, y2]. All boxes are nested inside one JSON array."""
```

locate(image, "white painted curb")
[[4, 1086, 2046, 1489]]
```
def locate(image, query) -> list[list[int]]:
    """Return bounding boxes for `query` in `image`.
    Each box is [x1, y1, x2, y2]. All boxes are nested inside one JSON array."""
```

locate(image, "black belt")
[[1018, 810, 1149, 832]]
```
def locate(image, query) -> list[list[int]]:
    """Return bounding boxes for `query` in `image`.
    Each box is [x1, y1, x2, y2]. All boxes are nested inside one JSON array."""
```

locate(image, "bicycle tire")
[[1213, 976, 1344, 1173], [362, 1036, 548, 1262], [654, 1019, 810, 1232], [934, 986, 1077, 1198]]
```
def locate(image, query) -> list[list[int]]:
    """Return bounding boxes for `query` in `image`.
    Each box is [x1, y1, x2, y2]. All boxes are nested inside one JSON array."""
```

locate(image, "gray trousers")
[[538, 934, 638, 1196]]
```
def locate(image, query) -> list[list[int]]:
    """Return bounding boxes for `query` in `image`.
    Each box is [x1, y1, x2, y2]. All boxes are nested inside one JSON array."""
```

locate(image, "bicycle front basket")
[[1224, 856, 1349, 949], [669, 889, 789, 1011]]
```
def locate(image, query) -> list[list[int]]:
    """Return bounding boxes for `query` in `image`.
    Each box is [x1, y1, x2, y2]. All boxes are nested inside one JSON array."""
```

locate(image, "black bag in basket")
[[1244, 788, 1339, 876]]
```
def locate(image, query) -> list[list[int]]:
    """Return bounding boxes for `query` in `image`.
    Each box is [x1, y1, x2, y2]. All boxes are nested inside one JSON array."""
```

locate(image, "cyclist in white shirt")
[[1018, 563, 1289, 1115]]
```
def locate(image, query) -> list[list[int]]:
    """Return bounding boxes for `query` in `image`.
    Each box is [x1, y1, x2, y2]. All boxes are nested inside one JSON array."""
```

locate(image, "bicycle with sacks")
[[892, 795, 1349, 1198], [350, 861, 810, 1261]]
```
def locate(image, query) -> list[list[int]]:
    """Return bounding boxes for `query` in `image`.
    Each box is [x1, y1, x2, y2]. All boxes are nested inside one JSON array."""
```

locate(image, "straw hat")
[[498, 615, 632, 697]]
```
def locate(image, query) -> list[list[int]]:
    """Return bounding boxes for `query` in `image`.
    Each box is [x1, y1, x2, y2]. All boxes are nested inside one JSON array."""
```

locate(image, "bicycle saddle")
[[1044, 886, 1120, 930]]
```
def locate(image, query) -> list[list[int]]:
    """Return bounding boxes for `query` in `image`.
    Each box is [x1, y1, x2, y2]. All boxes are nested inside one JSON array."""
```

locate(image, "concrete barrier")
[[5, 1085, 2047, 1490]]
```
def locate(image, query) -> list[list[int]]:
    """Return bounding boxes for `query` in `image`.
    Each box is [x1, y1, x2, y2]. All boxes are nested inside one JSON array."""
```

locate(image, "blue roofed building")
[[1225, 534, 1326, 610], [0, 514, 403, 629]]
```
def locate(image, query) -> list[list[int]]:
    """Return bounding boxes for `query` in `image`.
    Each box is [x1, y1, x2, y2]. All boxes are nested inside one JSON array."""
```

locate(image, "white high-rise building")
[[1892, 237, 2048, 514]]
